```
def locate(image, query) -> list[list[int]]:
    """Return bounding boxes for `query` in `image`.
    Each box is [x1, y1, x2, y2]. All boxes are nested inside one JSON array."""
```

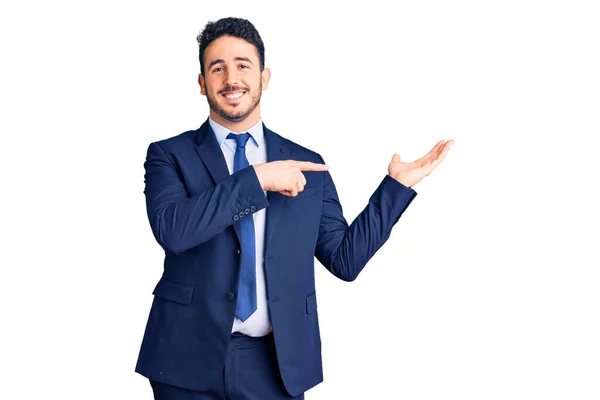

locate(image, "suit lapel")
[[263, 124, 289, 255], [194, 119, 242, 243]]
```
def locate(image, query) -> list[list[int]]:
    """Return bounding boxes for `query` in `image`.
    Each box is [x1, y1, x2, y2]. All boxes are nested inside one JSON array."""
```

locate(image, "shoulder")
[[150, 129, 198, 152], [265, 125, 325, 163], [143, 128, 200, 167], [144, 124, 201, 160]]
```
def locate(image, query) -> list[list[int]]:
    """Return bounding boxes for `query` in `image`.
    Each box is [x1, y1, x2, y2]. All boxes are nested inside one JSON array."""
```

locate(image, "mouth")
[[220, 90, 246, 100]]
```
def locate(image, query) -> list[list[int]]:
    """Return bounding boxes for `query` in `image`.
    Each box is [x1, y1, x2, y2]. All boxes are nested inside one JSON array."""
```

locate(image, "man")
[[135, 16, 454, 400]]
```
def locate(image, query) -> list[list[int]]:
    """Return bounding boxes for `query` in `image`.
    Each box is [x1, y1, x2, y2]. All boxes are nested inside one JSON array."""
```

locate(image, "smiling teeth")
[[225, 92, 243, 99]]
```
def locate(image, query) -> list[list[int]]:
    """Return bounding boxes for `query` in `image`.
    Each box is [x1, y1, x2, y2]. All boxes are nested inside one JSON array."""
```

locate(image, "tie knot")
[[227, 132, 252, 149]]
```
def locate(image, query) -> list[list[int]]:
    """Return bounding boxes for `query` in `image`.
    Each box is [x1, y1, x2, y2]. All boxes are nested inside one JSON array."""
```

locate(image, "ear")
[[261, 67, 271, 90], [198, 73, 206, 96]]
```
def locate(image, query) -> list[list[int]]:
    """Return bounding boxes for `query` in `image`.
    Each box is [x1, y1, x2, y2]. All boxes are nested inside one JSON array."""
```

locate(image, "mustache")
[[218, 85, 249, 94]]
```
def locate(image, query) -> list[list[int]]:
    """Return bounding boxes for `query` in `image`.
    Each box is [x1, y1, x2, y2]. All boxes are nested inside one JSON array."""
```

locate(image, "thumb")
[[392, 153, 401, 162]]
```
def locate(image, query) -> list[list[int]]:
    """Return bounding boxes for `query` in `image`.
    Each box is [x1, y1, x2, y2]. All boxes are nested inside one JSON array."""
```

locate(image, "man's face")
[[198, 35, 270, 124]]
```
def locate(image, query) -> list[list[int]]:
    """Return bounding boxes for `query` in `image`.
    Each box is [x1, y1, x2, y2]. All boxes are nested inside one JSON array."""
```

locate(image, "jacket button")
[[250, 206, 256, 212], [238, 211, 245, 218], [234, 249, 241, 257], [227, 292, 235, 301], [244, 208, 250, 214], [233, 214, 239, 221]]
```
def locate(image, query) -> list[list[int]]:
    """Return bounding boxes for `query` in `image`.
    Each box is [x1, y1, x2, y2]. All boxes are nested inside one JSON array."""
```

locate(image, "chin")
[[220, 109, 252, 123]]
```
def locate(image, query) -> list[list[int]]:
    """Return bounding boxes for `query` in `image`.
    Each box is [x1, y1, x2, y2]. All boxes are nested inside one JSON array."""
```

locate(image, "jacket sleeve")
[[314, 154, 418, 281], [143, 141, 270, 255]]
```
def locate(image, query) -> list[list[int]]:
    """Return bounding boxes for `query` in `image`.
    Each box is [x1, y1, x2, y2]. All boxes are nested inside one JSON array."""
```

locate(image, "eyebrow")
[[207, 57, 254, 70]]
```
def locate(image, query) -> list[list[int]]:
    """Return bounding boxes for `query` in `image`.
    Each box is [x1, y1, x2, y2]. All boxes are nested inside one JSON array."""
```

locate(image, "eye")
[[239, 64, 249, 69], [213, 67, 224, 73]]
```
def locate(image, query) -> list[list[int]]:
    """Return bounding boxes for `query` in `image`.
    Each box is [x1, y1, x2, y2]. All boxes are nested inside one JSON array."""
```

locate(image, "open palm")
[[388, 139, 455, 187]]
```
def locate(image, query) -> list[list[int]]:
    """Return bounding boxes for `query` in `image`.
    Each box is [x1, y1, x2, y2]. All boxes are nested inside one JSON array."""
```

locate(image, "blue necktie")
[[227, 132, 257, 322]]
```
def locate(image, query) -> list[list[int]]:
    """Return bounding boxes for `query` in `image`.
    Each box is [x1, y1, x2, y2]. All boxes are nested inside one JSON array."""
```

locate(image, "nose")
[[223, 67, 240, 86]]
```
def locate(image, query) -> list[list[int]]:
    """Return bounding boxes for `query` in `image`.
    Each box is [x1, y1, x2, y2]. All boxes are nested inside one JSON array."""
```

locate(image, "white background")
[[1, 0, 599, 399]]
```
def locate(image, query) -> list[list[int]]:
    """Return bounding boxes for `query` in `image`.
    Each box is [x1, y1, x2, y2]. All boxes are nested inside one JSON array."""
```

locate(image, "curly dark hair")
[[196, 17, 265, 76]]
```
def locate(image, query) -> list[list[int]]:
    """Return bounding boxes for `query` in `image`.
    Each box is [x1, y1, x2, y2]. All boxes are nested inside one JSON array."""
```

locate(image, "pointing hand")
[[253, 160, 329, 196]]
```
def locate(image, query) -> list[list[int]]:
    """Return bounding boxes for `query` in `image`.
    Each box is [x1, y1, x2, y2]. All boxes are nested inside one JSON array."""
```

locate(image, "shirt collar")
[[208, 116, 264, 149]]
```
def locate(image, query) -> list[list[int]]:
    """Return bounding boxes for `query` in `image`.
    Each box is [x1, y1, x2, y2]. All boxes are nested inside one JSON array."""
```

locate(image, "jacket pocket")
[[306, 291, 317, 314], [286, 186, 319, 202], [152, 278, 194, 305]]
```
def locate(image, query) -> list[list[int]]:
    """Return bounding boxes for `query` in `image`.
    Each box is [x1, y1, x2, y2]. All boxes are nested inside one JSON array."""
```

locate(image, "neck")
[[209, 107, 261, 133]]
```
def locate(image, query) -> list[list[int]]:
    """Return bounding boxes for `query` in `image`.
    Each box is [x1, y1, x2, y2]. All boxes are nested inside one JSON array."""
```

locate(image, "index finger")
[[292, 161, 330, 171]]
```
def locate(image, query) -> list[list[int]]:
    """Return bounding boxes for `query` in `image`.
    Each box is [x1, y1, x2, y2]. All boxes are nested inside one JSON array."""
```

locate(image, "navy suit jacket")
[[135, 119, 417, 396]]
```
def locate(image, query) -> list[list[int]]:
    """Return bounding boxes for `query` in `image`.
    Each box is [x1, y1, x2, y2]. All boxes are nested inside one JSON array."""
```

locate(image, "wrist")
[[389, 173, 412, 188], [252, 165, 267, 190]]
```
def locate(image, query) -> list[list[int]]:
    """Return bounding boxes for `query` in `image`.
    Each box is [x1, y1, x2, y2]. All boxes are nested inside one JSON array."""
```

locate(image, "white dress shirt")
[[208, 117, 272, 337]]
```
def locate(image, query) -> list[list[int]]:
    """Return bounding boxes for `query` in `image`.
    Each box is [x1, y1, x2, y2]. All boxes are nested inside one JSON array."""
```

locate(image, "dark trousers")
[[150, 332, 304, 400]]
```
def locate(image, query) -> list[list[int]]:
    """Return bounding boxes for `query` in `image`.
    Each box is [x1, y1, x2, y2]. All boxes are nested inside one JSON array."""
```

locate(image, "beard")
[[206, 82, 262, 123]]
